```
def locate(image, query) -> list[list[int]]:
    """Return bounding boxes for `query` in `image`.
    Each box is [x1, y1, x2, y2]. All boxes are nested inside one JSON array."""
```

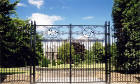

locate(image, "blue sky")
[[12, 0, 113, 25]]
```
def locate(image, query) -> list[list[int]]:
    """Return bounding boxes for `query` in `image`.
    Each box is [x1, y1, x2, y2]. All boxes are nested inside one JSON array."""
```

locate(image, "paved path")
[[36, 77, 106, 84]]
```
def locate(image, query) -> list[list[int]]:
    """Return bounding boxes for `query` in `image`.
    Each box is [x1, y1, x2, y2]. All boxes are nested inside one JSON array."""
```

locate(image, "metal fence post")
[[105, 21, 108, 84], [69, 24, 72, 83], [0, 30, 1, 83], [33, 21, 36, 83], [108, 21, 111, 84], [30, 21, 33, 84]]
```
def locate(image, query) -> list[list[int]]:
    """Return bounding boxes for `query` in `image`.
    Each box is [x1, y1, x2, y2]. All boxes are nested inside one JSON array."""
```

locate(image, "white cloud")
[[28, 0, 44, 8], [78, 35, 89, 40], [82, 16, 94, 20], [17, 3, 26, 7], [29, 13, 63, 50], [78, 35, 92, 50], [29, 13, 63, 25], [29, 13, 63, 32]]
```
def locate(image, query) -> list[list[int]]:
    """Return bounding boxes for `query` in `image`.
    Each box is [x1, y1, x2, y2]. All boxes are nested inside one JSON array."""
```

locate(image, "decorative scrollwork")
[[74, 25, 105, 40], [36, 25, 105, 40], [37, 25, 69, 40], [47, 27, 59, 38], [82, 26, 95, 37]]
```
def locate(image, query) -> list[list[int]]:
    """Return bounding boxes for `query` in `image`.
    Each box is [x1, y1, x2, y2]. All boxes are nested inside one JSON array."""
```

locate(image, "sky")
[[10, 0, 114, 49], [11, 0, 114, 25]]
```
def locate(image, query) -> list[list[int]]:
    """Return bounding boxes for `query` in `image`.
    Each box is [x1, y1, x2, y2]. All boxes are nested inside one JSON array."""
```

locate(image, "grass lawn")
[[75, 63, 105, 68], [0, 68, 28, 75], [40, 63, 106, 69], [0, 68, 40, 84]]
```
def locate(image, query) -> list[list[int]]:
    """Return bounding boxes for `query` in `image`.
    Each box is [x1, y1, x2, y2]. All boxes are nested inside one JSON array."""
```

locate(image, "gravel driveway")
[[36, 77, 106, 84]]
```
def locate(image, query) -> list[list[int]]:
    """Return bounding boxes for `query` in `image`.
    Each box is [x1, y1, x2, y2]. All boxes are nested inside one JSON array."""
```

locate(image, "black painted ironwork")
[[33, 21, 36, 83], [32, 23, 109, 84], [69, 24, 72, 83], [105, 21, 108, 83], [1, 21, 139, 84]]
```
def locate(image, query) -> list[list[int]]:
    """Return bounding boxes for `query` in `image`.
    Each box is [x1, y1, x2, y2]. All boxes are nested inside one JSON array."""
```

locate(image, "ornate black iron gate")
[[30, 21, 111, 84], [1, 21, 140, 84]]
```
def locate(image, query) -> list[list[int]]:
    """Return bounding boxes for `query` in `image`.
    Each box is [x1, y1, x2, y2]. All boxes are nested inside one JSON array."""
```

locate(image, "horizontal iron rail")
[[39, 39, 105, 42], [35, 25, 105, 26], [35, 81, 106, 83], [35, 68, 105, 71]]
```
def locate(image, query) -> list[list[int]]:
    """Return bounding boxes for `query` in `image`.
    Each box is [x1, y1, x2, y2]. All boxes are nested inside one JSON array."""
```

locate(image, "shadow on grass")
[[0, 74, 7, 82], [111, 70, 140, 74], [135, 77, 140, 82], [0, 72, 26, 83]]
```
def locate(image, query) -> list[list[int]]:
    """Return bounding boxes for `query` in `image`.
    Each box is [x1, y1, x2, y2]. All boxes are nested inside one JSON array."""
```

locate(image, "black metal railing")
[[1, 21, 140, 84], [33, 22, 109, 83]]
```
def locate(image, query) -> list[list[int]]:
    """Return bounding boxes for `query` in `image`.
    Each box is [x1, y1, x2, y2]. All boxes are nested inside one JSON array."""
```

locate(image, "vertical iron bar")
[[56, 40, 58, 82], [102, 40, 104, 80], [58, 41, 60, 82], [74, 40, 75, 82], [51, 41, 53, 82], [30, 21, 33, 84], [44, 42, 46, 82], [108, 21, 111, 84], [105, 21, 108, 83], [47, 42, 49, 82], [88, 38, 89, 82], [81, 41, 83, 82], [111, 25, 113, 83], [69, 24, 72, 83], [95, 40, 97, 81], [0, 26, 1, 83], [64, 40, 65, 83], [33, 21, 36, 83], [89, 39, 91, 82]]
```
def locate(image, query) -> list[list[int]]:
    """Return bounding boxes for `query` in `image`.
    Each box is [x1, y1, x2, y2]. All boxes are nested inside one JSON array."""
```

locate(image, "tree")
[[110, 43, 117, 68], [0, 0, 19, 67], [0, 18, 43, 67], [57, 42, 75, 64], [57, 42, 86, 64], [0, 0, 43, 67], [112, 0, 140, 73], [90, 42, 105, 63], [12, 18, 43, 66], [72, 42, 86, 61]]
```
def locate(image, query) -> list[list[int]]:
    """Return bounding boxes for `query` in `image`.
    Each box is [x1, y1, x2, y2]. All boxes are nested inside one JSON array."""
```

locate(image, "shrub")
[[85, 42, 105, 63], [57, 59, 63, 65], [74, 62, 79, 66], [40, 58, 50, 67], [115, 49, 140, 73], [52, 60, 56, 66], [73, 54, 81, 63], [57, 42, 86, 64]]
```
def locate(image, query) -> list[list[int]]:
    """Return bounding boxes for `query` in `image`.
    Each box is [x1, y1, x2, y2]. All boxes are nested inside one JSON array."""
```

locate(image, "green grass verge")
[[40, 63, 106, 69], [0, 68, 28, 75]]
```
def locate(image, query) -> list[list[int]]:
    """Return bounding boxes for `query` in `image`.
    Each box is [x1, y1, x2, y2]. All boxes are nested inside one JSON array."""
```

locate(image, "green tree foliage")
[[57, 42, 75, 64], [40, 57, 50, 67], [88, 42, 105, 63], [1, 18, 43, 67], [0, 0, 43, 67], [35, 34, 44, 65], [110, 43, 117, 67], [112, 0, 140, 73], [57, 42, 86, 64], [0, 0, 19, 67], [72, 42, 85, 62], [84, 42, 117, 64]]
